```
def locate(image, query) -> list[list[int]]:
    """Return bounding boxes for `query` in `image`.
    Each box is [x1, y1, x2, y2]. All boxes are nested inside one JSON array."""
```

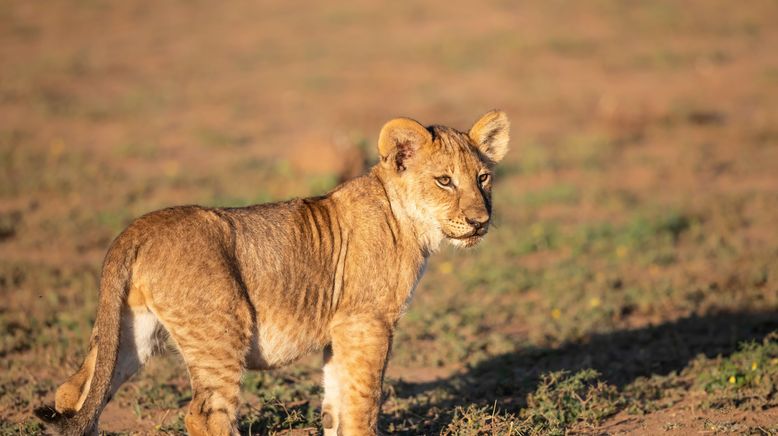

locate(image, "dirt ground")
[[1, 0, 777, 434]]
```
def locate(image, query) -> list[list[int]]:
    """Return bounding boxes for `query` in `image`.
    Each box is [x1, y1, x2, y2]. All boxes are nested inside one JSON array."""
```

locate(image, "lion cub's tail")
[[36, 237, 136, 435]]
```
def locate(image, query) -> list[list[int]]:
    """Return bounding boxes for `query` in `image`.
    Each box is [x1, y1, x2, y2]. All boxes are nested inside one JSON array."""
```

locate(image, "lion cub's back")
[[128, 205, 229, 250], [120, 205, 240, 310]]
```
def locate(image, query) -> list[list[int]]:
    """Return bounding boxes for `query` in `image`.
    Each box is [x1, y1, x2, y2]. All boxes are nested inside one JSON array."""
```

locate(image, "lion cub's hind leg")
[[55, 341, 98, 415], [54, 305, 161, 415], [170, 320, 250, 436], [109, 308, 162, 398], [160, 282, 254, 436]]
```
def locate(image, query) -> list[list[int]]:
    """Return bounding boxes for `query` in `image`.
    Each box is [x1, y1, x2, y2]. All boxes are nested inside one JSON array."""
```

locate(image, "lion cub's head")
[[377, 110, 509, 250]]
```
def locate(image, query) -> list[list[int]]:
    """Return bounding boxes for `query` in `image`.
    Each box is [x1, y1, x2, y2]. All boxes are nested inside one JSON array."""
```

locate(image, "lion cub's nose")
[[466, 216, 490, 234], [466, 217, 486, 228]]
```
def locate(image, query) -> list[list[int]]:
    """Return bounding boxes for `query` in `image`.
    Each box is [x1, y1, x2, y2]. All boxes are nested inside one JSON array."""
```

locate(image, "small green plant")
[[239, 402, 317, 435], [518, 369, 621, 435], [697, 333, 778, 393], [442, 404, 520, 435], [238, 368, 321, 432]]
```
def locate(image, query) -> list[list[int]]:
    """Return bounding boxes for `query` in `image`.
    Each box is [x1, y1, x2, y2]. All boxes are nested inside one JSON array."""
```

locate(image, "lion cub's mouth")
[[445, 228, 488, 247], [446, 225, 488, 239], [449, 234, 483, 247]]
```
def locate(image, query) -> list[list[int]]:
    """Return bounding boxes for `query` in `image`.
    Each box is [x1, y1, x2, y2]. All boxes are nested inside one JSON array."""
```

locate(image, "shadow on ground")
[[386, 310, 778, 431]]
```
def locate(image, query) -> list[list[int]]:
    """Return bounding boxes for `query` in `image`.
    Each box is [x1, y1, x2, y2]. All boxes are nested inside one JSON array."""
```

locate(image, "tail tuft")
[[34, 405, 74, 435], [34, 405, 62, 423]]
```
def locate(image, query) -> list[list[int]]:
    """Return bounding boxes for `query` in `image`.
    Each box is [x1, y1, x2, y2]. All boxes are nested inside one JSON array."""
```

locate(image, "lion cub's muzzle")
[[466, 217, 490, 237]]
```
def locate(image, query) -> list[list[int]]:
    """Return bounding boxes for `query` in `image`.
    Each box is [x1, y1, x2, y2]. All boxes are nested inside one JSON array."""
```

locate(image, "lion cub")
[[45, 111, 509, 435]]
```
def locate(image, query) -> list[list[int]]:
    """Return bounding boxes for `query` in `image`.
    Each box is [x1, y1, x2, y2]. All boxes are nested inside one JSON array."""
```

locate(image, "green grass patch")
[[518, 369, 620, 435], [695, 332, 778, 410]]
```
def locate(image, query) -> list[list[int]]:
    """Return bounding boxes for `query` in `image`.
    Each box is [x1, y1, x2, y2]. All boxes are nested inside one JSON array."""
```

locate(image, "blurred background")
[[1, 1, 777, 434]]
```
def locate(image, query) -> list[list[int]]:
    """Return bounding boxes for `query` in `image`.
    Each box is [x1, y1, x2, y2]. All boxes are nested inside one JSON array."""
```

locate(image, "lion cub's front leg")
[[323, 315, 392, 436]]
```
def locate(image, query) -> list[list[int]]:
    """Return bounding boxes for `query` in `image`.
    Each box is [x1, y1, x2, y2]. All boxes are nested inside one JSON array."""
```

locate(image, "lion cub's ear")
[[378, 118, 432, 172], [469, 110, 510, 163]]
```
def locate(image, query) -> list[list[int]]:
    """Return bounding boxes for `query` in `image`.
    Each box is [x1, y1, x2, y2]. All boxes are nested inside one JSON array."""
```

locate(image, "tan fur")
[[55, 346, 97, 414], [51, 111, 509, 435]]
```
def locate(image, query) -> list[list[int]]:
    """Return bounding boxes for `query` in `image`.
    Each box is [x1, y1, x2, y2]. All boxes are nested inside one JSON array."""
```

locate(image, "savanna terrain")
[[1, 0, 778, 434]]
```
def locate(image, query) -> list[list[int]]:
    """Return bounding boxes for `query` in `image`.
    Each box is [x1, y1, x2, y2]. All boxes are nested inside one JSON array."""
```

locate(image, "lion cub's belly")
[[244, 320, 327, 370]]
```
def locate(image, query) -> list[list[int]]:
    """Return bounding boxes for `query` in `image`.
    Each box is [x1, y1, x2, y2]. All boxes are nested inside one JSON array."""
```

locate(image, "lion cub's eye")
[[435, 175, 452, 188], [478, 173, 491, 184]]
